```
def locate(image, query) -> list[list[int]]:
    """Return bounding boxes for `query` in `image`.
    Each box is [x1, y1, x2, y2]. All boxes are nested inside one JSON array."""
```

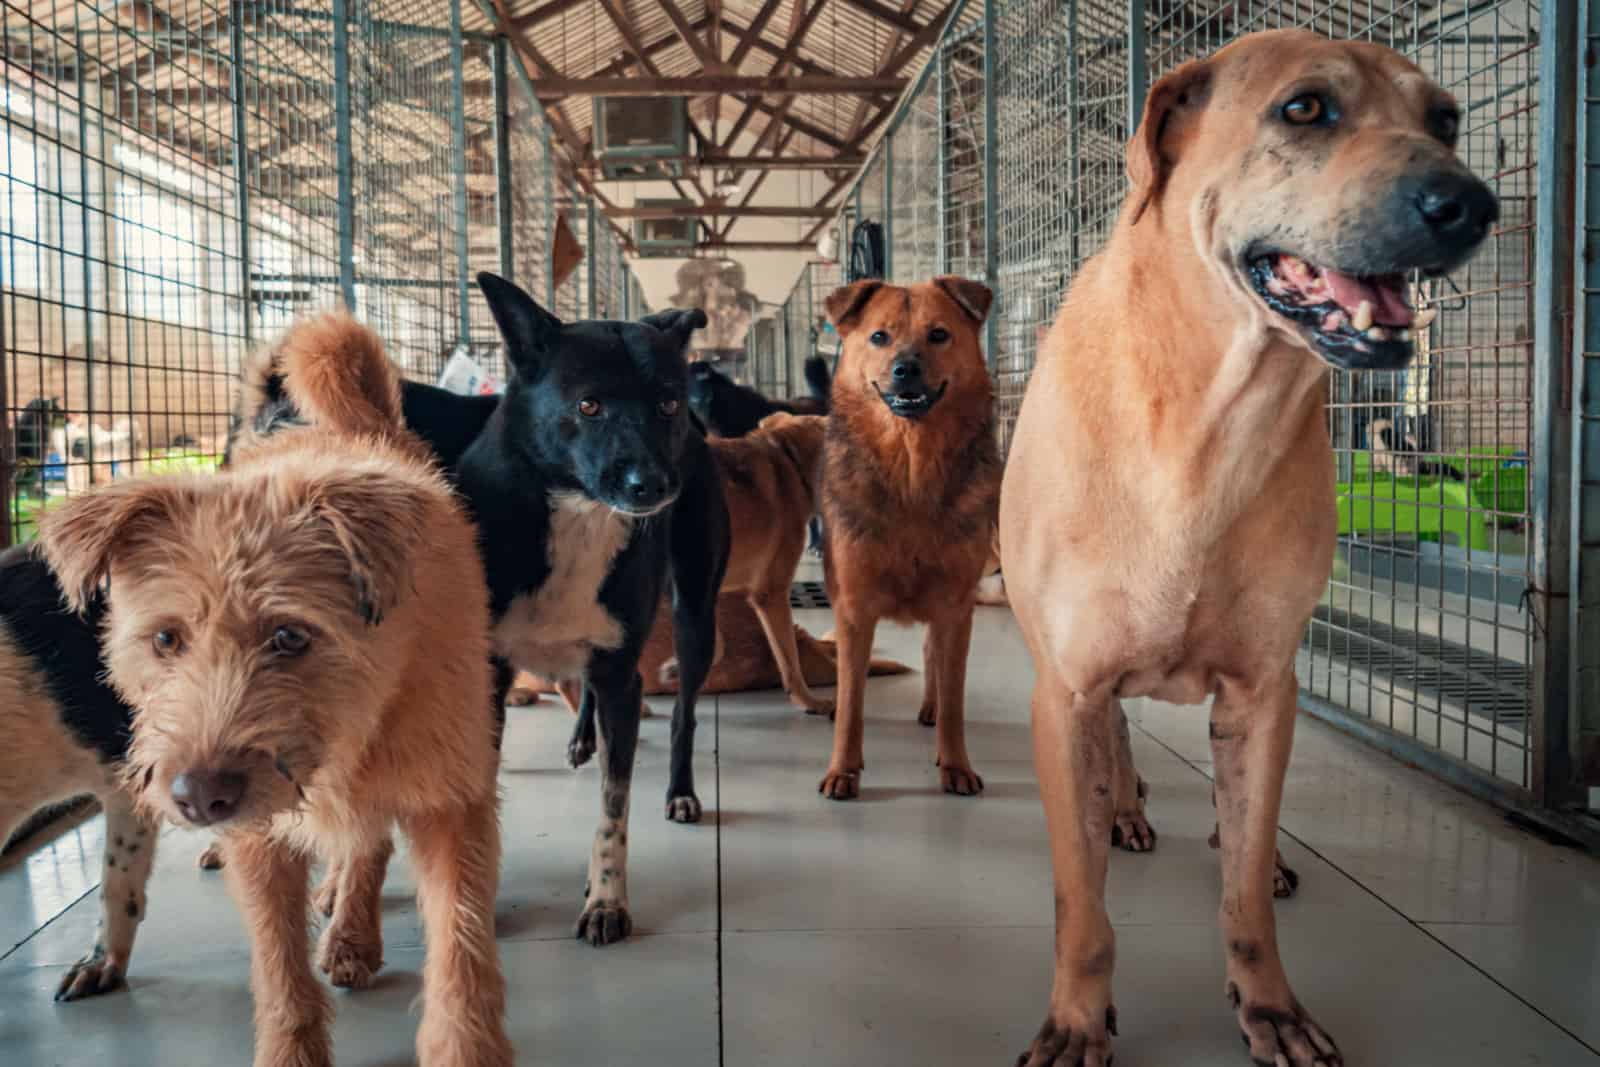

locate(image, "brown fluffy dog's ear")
[[934, 276, 993, 325], [1126, 58, 1211, 225], [824, 280, 884, 336], [36, 478, 198, 611], [303, 471, 435, 625]]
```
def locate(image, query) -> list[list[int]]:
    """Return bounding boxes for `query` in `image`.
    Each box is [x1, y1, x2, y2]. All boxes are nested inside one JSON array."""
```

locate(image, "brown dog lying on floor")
[[1001, 30, 1495, 1067], [816, 275, 1001, 800], [38, 315, 511, 1067]]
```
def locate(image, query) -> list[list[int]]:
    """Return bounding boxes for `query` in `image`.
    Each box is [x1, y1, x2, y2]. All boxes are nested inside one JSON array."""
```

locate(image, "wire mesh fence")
[[829, 0, 1591, 821], [0, 0, 641, 547]]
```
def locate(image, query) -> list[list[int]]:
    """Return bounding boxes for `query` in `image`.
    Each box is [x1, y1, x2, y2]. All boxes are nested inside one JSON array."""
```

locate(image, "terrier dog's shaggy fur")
[[37, 314, 511, 1067]]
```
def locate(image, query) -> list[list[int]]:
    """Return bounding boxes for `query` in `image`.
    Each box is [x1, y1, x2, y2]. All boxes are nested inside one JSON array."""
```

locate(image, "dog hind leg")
[[1211, 670, 1339, 1067], [917, 628, 939, 727], [1109, 702, 1156, 852], [56, 790, 160, 1001], [750, 587, 833, 717], [1206, 796, 1299, 898], [575, 665, 641, 946]]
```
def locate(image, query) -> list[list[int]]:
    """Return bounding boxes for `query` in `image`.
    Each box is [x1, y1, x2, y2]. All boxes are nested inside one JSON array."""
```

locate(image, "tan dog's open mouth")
[[1248, 253, 1432, 371]]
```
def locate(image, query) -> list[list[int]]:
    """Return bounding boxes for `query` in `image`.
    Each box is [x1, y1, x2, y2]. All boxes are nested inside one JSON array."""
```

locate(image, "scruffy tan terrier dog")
[[37, 314, 511, 1067]]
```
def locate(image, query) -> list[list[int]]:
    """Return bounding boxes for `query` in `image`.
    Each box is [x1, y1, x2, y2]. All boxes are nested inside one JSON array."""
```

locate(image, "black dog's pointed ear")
[[641, 308, 708, 350], [478, 272, 561, 372]]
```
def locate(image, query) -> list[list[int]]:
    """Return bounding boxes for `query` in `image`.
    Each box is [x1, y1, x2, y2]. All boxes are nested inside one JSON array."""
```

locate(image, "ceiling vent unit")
[[595, 96, 690, 180], [633, 203, 701, 258]]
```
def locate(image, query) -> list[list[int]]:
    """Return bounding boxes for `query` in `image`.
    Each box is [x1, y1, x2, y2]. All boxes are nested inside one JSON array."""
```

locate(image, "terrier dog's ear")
[[933, 276, 994, 326], [640, 308, 708, 352], [824, 281, 884, 336], [477, 272, 562, 377], [304, 472, 436, 626], [36, 478, 198, 612]]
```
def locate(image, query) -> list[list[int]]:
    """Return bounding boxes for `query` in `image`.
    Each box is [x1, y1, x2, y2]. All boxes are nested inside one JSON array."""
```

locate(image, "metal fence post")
[[883, 129, 894, 279], [333, 0, 357, 311], [586, 200, 598, 319], [449, 0, 471, 346], [1573, 0, 1600, 803], [935, 46, 948, 275], [230, 0, 252, 345], [1534, 0, 1581, 809], [492, 36, 514, 283], [74, 26, 96, 478], [1127, 0, 1147, 134], [981, 0, 998, 369], [544, 122, 556, 308]]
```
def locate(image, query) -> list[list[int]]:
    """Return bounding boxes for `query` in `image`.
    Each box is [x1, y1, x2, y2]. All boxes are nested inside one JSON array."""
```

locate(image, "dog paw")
[[567, 736, 596, 769], [312, 876, 339, 919], [1274, 852, 1301, 899], [917, 700, 936, 727], [196, 841, 225, 870], [818, 768, 860, 800], [939, 764, 984, 796], [1229, 987, 1341, 1066], [1110, 811, 1156, 852], [317, 930, 382, 990], [665, 792, 703, 823], [55, 951, 127, 1001], [1016, 1008, 1117, 1067], [505, 685, 540, 707], [658, 657, 680, 684], [801, 696, 836, 718], [574, 900, 633, 946]]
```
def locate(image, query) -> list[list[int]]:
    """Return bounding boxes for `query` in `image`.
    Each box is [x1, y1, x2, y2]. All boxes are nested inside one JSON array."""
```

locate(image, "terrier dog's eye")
[[658, 398, 680, 417], [869, 330, 891, 347], [577, 398, 602, 418], [928, 327, 950, 344], [1281, 93, 1331, 126], [272, 626, 311, 657], [152, 629, 183, 657]]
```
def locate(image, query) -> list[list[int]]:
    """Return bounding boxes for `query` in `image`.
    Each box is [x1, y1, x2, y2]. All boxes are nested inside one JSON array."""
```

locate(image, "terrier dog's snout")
[[170, 768, 246, 826]]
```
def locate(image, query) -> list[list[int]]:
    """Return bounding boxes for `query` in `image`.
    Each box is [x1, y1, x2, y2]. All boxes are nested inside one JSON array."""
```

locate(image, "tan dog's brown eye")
[[869, 330, 891, 347], [272, 626, 310, 657], [1428, 107, 1460, 146], [658, 398, 680, 417], [153, 629, 182, 657], [578, 398, 602, 418], [1281, 94, 1327, 126], [928, 327, 950, 344]]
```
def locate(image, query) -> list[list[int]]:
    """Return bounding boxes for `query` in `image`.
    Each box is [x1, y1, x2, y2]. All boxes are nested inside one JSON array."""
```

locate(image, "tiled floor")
[[3, 600, 1598, 1065]]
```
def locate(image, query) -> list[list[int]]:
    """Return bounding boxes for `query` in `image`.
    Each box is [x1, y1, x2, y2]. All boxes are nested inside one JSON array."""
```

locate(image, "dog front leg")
[[567, 682, 598, 768], [749, 587, 834, 717], [928, 609, 982, 795], [315, 835, 392, 990], [916, 627, 939, 727], [1211, 670, 1340, 1067], [1018, 673, 1117, 1067], [575, 666, 642, 946], [665, 578, 717, 824], [56, 790, 160, 1001], [223, 832, 330, 1067], [818, 604, 876, 800], [402, 801, 512, 1067], [1109, 701, 1156, 852]]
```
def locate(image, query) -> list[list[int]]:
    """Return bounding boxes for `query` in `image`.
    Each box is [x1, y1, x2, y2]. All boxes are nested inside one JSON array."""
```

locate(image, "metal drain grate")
[[790, 580, 831, 609], [1304, 604, 1529, 725]]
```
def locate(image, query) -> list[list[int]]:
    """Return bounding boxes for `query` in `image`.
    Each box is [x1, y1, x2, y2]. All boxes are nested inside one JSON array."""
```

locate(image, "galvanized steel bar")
[[493, 36, 515, 283], [883, 129, 894, 279], [450, 0, 472, 345], [333, 0, 357, 310], [586, 199, 598, 319], [230, 0, 253, 344], [1127, 0, 1147, 135], [935, 47, 948, 275], [981, 0, 998, 369], [1574, 0, 1600, 795]]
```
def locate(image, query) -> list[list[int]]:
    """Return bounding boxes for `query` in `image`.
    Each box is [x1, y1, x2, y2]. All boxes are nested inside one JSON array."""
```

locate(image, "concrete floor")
[[2, 601, 1598, 1066]]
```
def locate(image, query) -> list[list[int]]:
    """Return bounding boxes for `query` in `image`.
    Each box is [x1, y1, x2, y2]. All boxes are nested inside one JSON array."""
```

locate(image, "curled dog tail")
[[803, 355, 831, 408]]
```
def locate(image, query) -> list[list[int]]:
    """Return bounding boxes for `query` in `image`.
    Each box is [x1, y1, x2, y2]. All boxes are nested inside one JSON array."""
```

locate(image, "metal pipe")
[[75, 26, 97, 479], [1573, 0, 1600, 796], [1126, 0, 1147, 136], [586, 199, 598, 319], [981, 0, 998, 370], [493, 35, 514, 284], [333, 0, 356, 310], [883, 128, 894, 280], [450, 0, 472, 346], [935, 44, 948, 275], [230, 0, 252, 344]]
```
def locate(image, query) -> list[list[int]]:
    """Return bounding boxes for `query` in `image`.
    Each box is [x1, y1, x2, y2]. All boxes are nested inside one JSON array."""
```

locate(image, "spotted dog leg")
[[1109, 702, 1155, 852], [575, 665, 641, 947], [56, 790, 160, 1001]]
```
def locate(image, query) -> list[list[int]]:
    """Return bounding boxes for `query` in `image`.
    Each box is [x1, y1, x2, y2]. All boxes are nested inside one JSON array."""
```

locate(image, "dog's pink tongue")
[[1324, 269, 1412, 326]]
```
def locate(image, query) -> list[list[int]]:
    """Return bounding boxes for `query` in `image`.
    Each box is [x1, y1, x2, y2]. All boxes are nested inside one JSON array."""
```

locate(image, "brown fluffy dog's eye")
[[1428, 106, 1460, 146], [272, 626, 310, 657], [658, 398, 680, 417], [869, 330, 891, 347], [152, 629, 182, 657], [1282, 94, 1327, 126], [578, 398, 602, 418], [928, 327, 950, 344]]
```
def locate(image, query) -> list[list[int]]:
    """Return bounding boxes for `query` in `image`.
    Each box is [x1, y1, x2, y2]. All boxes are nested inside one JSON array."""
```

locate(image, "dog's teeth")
[[1351, 300, 1374, 333], [1411, 307, 1438, 329], [1366, 326, 1389, 342]]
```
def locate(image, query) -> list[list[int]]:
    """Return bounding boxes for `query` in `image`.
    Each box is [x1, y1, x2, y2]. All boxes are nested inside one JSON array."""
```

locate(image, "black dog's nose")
[[622, 468, 671, 508], [1414, 171, 1497, 242], [890, 358, 923, 383], [171, 769, 245, 826]]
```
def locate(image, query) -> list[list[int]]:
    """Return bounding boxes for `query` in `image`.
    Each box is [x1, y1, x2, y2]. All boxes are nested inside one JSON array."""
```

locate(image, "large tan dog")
[[1001, 30, 1494, 1067], [819, 276, 1001, 800]]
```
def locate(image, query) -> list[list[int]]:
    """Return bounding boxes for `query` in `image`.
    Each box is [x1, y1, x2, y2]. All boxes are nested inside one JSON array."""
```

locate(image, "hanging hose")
[[848, 219, 886, 283]]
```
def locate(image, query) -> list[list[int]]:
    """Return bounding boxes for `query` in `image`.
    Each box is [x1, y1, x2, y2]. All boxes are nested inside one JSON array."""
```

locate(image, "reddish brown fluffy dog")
[[37, 315, 510, 1067], [816, 276, 1001, 800]]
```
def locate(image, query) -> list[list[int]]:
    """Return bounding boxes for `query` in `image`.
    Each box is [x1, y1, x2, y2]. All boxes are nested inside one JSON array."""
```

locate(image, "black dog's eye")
[[152, 629, 183, 657], [928, 327, 950, 344], [272, 626, 310, 657], [1427, 106, 1460, 147], [1281, 93, 1331, 126], [869, 330, 891, 347], [658, 398, 680, 417], [577, 397, 602, 418]]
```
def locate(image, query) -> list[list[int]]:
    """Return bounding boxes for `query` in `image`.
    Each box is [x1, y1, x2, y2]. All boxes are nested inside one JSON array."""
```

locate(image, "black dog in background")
[[687, 354, 831, 437]]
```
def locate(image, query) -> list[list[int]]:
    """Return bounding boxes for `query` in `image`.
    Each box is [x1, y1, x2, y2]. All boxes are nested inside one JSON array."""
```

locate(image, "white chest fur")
[[491, 492, 635, 681]]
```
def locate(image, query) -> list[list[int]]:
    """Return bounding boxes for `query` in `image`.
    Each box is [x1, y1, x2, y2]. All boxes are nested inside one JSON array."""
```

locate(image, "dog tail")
[[803, 355, 831, 408], [273, 312, 402, 437]]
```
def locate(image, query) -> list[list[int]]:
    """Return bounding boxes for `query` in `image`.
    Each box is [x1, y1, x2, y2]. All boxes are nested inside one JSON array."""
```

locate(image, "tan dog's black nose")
[[171, 769, 246, 826], [1413, 171, 1497, 250]]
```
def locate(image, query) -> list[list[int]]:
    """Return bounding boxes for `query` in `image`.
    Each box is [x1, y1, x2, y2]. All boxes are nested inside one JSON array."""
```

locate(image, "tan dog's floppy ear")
[[36, 478, 198, 612], [1126, 58, 1211, 225], [824, 280, 884, 336], [933, 276, 993, 325], [304, 471, 436, 625]]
